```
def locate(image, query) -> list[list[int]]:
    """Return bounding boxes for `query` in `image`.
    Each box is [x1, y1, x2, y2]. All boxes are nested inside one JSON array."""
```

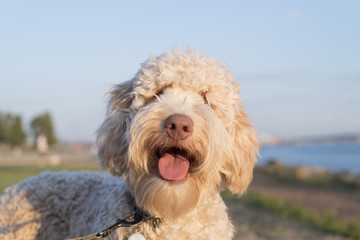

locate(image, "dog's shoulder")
[[0, 170, 127, 212]]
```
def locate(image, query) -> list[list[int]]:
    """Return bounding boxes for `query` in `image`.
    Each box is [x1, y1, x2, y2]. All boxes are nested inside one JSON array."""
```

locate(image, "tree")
[[31, 113, 57, 146], [0, 112, 27, 146], [7, 116, 26, 146], [0, 113, 5, 143]]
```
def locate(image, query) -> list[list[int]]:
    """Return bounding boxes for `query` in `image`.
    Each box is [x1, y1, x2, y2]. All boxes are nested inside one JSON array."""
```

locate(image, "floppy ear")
[[221, 102, 259, 194], [97, 80, 134, 176]]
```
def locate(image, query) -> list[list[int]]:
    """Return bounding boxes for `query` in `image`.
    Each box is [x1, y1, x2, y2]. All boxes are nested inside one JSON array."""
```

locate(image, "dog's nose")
[[163, 114, 193, 140]]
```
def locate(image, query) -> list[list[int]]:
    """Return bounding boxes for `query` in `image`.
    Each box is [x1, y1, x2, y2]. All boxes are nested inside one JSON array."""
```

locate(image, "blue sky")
[[1, 1, 359, 142]]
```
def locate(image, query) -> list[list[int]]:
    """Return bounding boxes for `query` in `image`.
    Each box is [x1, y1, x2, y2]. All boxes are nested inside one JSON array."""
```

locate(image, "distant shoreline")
[[258, 142, 360, 174]]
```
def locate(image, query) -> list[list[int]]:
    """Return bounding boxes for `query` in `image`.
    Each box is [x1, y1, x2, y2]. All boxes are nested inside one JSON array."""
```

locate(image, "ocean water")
[[257, 143, 360, 173]]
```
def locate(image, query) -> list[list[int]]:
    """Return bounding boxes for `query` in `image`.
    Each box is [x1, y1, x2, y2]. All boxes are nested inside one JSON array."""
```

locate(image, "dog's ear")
[[97, 80, 134, 176], [221, 101, 259, 195]]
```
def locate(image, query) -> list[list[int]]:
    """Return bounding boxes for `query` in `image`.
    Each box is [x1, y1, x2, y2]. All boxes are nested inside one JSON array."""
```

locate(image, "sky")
[[1, 1, 359, 142]]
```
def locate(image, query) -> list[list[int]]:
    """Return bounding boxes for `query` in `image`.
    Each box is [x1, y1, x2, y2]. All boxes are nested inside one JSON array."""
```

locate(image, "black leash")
[[65, 209, 161, 240]]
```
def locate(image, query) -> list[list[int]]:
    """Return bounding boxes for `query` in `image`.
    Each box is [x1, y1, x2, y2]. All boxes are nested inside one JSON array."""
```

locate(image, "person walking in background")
[[36, 133, 48, 167]]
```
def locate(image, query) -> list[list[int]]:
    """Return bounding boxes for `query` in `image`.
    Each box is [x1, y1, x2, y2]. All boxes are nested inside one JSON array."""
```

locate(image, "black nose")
[[163, 114, 193, 141]]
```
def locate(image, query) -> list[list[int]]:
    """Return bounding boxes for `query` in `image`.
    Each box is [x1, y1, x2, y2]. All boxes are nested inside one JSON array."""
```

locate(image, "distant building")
[[258, 134, 282, 145]]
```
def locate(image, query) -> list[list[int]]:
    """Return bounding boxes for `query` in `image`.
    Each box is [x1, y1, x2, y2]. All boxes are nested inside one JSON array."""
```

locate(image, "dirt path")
[[226, 200, 350, 240], [250, 174, 360, 222]]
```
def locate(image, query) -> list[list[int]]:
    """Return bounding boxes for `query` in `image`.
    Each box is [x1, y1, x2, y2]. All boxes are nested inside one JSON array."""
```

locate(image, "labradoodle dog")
[[0, 49, 258, 240]]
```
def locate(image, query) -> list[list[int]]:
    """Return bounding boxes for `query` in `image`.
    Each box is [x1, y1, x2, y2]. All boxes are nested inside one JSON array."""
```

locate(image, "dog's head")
[[97, 49, 258, 219]]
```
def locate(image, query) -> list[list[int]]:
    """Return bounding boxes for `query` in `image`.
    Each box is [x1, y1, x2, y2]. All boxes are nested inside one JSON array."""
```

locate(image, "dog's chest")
[[118, 195, 234, 240], [128, 232, 146, 240]]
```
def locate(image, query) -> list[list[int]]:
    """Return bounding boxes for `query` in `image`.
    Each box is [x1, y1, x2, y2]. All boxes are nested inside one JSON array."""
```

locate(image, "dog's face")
[[97, 49, 258, 219]]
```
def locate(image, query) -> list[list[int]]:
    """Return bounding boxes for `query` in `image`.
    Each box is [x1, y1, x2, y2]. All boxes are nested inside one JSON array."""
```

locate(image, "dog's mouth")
[[156, 147, 194, 182]]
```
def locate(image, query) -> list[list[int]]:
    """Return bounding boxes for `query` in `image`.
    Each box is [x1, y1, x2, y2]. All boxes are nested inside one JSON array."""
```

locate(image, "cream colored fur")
[[0, 49, 258, 240]]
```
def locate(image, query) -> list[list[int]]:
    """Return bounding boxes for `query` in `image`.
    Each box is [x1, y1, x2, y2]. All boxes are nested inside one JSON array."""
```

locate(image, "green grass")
[[0, 165, 101, 194], [255, 165, 360, 190], [2, 166, 360, 239], [222, 190, 360, 239]]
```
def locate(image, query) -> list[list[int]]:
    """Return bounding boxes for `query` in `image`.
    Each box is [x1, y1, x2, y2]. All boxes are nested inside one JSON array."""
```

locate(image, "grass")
[[2, 165, 360, 239], [256, 163, 360, 190], [0, 165, 101, 194], [222, 190, 360, 239]]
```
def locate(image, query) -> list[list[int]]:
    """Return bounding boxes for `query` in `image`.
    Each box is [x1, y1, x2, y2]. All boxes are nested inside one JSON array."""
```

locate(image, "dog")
[[0, 49, 259, 240]]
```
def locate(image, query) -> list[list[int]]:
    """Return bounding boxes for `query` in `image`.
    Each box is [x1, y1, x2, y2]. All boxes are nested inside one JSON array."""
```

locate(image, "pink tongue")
[[158, 153, 190, 181]]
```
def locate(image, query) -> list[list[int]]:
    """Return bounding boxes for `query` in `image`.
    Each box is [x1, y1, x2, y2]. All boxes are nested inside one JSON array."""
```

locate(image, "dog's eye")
[[155, 90, 164, 96], [203, 95, 209, 105]]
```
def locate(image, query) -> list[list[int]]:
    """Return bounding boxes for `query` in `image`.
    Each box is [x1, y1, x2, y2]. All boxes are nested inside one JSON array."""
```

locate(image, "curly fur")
[[0, 49, 258, 240]]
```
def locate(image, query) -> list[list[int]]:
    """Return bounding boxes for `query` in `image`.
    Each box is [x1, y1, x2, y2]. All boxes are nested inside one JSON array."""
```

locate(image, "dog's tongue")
[[158, 153, 189, 181]]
